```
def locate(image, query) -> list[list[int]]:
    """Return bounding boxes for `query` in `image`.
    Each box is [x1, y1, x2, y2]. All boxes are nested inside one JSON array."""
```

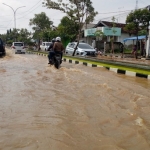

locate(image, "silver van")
[[65, 42, 96, 56]]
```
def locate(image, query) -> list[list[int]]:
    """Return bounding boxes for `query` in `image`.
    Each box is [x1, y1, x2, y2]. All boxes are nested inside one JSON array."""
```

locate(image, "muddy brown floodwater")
[[0, 49, 150, 150]]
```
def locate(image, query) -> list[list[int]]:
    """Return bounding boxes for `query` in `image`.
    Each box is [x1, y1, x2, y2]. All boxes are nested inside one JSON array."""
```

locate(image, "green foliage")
[[111, 17, 117, 35], [94, 30, 105, 41], [7, 40, 13, 45], [29, 12, 53, 40], [29, 12, 53, 31], [124, 23, 136, 36], [57, 16, 79, 41], [138, 29, 147, 36], [125, 8, 150, 35], [0, 28, 32, 45], [94, 30, 105, 37], [43, 0, 97, 40], [41, 29, 59, 41], [43, 0, 97, 25], [43, 0, 98, 56]]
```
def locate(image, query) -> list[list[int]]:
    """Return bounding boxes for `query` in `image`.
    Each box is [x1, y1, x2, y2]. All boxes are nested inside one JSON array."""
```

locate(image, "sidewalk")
[[96, 54, 150, 66], [66, 54, 150, 71]]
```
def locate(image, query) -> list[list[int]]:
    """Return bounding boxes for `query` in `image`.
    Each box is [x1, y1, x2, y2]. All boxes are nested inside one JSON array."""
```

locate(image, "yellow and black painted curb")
[[27, 51, 150, 80]]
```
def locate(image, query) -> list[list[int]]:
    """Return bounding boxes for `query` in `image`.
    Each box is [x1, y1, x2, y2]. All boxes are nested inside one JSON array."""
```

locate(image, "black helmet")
[[52, 38, 56, 43]]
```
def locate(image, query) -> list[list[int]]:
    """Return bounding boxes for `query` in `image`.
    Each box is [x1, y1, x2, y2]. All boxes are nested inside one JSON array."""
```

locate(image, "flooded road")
[[0, 49, 150, 150]]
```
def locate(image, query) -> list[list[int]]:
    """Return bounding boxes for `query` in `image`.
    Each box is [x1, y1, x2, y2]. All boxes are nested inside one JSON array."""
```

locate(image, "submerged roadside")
[[26, 50, 150, 79]]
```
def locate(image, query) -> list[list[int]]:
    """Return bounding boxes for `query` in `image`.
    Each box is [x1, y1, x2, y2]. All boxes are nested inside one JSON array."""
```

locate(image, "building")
[[82, 21, 136, 51]]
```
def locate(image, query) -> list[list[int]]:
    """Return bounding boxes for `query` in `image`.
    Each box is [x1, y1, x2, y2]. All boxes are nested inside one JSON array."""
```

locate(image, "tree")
[[17, 28, 31, 44], [110, 16, 116, 55], [43, 0, 98, 56], [124, 23, 136, 36], [29, 12, 53, 50], [56, 16, 80, 46], [138, 29, 147, 36], [29, 12, 53, 31], [125, 8, 150, 57], [94, 30, 105, 40], [0, 28, 32, 45]]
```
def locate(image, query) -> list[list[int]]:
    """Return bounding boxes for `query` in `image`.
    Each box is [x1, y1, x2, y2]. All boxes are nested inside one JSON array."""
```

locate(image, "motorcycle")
[[49, 53, 62, 69]]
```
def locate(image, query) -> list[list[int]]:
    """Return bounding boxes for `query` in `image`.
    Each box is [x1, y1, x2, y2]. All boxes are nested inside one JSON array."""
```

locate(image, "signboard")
[[102, 27, 121, 36], [84, 28, 97, 37], [84, 27, 121, 37]]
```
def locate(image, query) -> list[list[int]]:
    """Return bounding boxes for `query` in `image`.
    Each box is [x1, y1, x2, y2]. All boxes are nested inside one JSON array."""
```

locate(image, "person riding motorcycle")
[[48, 38, 55, 63], [48, 37, 64, 64], [48, 38, 55, 51]]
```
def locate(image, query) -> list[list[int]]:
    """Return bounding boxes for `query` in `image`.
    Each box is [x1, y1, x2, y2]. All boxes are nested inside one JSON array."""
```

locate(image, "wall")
[[119, 33, 135, 45]]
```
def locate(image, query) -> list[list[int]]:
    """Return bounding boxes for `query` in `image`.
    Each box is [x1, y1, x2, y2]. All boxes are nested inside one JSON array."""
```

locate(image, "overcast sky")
[[0, 0, 149, 34]]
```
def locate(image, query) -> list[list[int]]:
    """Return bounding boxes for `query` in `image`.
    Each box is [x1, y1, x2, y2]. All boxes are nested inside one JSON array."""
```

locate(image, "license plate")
[[17, 50, 21, 52]]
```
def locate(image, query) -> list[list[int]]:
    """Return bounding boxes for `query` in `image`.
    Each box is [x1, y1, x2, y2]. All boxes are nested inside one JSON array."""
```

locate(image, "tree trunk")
[[111, 37, 114, 55], [72, 31, 80, 56], [38, 39, 40, 51]]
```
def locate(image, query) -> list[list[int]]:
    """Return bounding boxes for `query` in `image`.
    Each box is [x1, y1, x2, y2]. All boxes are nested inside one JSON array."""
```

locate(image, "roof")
[[82, 23, 96, 30], [93, 21, 128, 33], [123, 35, 146, 42]]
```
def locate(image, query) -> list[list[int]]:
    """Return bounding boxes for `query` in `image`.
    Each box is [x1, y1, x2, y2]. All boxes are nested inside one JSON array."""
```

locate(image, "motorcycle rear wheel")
[[54, 59, 60, 69]]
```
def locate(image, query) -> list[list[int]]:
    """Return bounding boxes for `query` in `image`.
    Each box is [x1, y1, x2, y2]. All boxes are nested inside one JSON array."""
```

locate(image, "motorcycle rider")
[[48, 38, 55, 63], [48, 37, 64, 64]]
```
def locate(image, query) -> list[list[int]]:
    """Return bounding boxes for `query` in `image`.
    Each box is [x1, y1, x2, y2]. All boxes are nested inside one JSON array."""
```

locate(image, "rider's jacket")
[[48, 42, 54, 51], [53, 42, 64, 52]]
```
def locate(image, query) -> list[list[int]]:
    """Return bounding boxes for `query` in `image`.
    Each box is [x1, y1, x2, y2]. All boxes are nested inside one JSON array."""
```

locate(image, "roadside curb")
[[27, 51, 150, 80], [63, 58, 150, 79]]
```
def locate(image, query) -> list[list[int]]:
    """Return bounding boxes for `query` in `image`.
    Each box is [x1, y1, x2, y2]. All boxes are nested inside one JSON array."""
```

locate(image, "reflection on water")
[[0, 49, 150, 150]]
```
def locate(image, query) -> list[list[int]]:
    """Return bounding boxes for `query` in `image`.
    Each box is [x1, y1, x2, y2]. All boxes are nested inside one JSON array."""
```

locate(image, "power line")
[[94, 6, 147, 23], [23, 0, 42, 13], [94, 11, 130, 22], [97, 9, 133, 15], [16, 3, 42, 20]]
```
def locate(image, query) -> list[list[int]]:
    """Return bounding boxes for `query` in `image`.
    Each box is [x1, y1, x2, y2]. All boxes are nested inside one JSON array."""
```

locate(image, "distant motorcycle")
[[49, 53, 62, 69]]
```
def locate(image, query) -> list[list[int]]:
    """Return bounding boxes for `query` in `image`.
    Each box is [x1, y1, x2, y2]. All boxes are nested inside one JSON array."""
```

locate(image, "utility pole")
[[145, 6, 150, 58], [3, 3, 25, 41], [146, 25, 150, 58], [135, 0, 138, 10], [3, 3, 25, 29]]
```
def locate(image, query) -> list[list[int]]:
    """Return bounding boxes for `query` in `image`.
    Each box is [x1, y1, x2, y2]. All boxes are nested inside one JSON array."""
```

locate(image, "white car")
[[40, 42, 52, 51], [65, 42, 96, 56], [11, 42, 26, 54]]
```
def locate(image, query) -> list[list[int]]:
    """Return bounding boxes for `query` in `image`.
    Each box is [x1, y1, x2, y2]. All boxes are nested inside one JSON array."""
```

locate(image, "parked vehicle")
[[11, 42, 26, 54], [0, 38, 6, 57], [40, 42, 52, 51], [65, 42, 96, 56], [49, 53, 62, 69]]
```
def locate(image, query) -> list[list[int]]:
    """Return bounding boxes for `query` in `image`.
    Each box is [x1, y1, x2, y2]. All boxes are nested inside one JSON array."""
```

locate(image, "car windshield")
[[46, 43, 51, 46], [78, 43, 93, 49], [14, 43, 24, 46]]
